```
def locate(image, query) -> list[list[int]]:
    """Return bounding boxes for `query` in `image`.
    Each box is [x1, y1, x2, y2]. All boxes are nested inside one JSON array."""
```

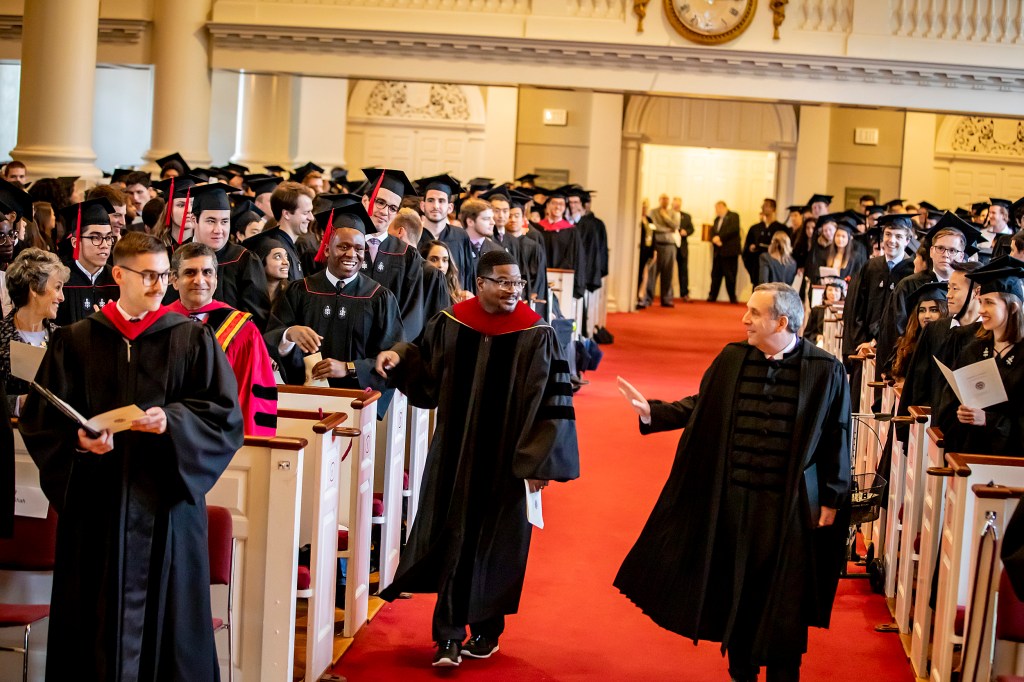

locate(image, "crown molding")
[[0, 16, 148, 44], [206, 24, 1024, 94]]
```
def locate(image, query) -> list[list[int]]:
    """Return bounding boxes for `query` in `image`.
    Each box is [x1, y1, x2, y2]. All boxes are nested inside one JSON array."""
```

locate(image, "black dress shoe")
[[462, 634, 499, 659], [433, 640, 462, 667]]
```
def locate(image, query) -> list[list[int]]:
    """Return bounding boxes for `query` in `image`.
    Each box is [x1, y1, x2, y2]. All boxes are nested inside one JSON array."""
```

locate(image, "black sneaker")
[[461, 635, 499, 659], [432, 640, 461, 667]]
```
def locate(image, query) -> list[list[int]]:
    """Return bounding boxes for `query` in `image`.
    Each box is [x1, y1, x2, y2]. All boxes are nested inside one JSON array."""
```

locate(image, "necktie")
[[188, 313, 202, 323], [471, 242, 482, 257], [887, 260, 894, 270], [368, 236, 380, 262]]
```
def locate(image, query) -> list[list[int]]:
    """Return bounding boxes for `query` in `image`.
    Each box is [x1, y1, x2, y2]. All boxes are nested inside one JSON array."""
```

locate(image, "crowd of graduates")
[[0, 157, 610, 432]]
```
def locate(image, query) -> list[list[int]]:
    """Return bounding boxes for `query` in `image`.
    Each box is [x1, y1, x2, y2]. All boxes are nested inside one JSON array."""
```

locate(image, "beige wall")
[[826, 107, 906, 209], [515, 87, 592, 185]]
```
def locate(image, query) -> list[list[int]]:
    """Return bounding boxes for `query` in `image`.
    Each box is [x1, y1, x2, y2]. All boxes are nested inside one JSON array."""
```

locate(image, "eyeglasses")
[[931, 245, 963, 257], [82, 234, 116, 246], [0, 234, 12, 244], [480, 276, 527, 291], [119, 265, 170, 286], [373, 197, 401, 214]]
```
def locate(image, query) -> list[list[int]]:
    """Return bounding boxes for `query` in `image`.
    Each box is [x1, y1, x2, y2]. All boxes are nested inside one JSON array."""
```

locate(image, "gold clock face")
[[665, 0, 757, 45]]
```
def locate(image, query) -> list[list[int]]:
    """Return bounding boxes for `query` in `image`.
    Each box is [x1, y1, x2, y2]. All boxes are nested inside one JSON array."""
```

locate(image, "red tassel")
[[72, 204, 82, 261], [177, 186, 192, 244], [367, 168, 386, 222], [164, 177, 175, 226], [314, 208, 335, 264]]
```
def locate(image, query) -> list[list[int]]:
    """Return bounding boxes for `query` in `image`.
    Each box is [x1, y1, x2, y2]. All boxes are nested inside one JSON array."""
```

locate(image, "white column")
[[144, 0, 213, 170], [232, 72, 296, 170], [773, 143, 798, 209], [586, 92, 624, 319], [482, 86, 518, 182], [900, 112, 939, 202], [292, 76, 348, 168], [10, 0, 101, 179], [793, 105, 832, 202], [612, 132, 644, 313]]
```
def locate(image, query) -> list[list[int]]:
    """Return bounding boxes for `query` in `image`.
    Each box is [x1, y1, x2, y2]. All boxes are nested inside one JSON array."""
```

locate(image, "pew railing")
[[895, 406, 931, 634], [911, 425, 946, 677]]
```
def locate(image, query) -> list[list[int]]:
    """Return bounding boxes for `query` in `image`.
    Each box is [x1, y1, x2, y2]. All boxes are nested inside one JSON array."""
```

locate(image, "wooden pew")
[[547, 268, 577, 328], [882, 388, 907, 600], [274, 410, 347, 682], [208, 435, 307, 682], [276, 386, 378, 638], [894, 406, 931, 634], [405, 405, 431, 534], [372, 391, 407, 591], [911, 426, 947, 677], [958, 483, 1021, 682], [821, 302, 843, 360], [929, 453, 1024, 682]]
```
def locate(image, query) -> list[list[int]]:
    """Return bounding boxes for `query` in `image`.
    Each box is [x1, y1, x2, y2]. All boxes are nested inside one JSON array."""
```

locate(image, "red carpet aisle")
[[332, 302, 913, 681]]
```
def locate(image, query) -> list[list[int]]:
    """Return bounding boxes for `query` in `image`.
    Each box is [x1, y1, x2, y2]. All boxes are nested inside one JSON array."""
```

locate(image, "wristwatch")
[[345, 361, 356, 375]]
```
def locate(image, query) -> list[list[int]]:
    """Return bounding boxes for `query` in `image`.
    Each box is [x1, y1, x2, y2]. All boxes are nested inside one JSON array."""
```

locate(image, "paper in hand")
[[10, 341, 46, 382], [525, 480, 544, 529], [303, 352, 330, 388], [934, 356, 1008, 409], [88, 405, 147, 434]]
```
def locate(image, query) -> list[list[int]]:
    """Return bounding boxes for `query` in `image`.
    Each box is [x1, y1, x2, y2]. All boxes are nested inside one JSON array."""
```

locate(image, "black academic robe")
[[577, 212, 609, 291], [743, 223, 771, 284], [935, 336, 1024, 458], [515, 234, 549, 318], [1001, 500, 1024, 599], [55, 261, 119, 326], [540, 225, 587, 299], [0, 381, 11, 538], [842, 256, 916, 357], [803, 306, 827, 342], [877, 270, 940, 375], [615, 341, 850, 661], [804, 239, 833, 284], [19, 309, 243, 681], [363, 234, 426, 340], [243, 227, 304, 281], [465, 237, 506, 295], [265, 271, 404, 395], [837, 243, 869, 280], [379, 299, 580, 626], [419, 223, 474, 292]]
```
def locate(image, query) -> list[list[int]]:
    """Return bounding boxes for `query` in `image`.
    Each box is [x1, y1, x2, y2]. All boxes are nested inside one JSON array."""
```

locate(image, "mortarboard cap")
[[59, 197, 114, 261], [883, 198, 905, 210], [786, 204, 806, 213], [927, 211, 984, 252], [0, 178, 33, 221], [481, 186, 512, 202], [415, 173, 462, 198], [865, 205, 887, 216], [152, 174, 205, 199], [330, 167, 348, 182], [220, 163, 249, 176], [188, 183, 240, 215], [990, 198, 1013, 211], [876, 213, 917, 231], [57, 177, 80, 194], [515, 173, 540, 183], [906, 281, 948, 309], [807, 194, 833, 206], [243, 174, 283, 196], [361, 168, 417, 198], [230, 198, 264, 234], [955, 207, 973, 220], [313, 193, 362, 214], [971, 201, 991, 213], [155, 152, 191, 175], [467, 177, 494, 191], [967, 257, 1024, 298], [104, 168, 134, 184], [313, 202, 374, 263], [291, 161, 325, 182], [919, 201, 940, 212], [264, 165, 288, 175], [509, 189, 533, 205], [817, 212, 855, 230]]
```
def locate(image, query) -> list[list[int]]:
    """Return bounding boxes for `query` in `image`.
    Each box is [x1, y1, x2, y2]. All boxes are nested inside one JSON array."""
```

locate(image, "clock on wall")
[[665, 0, 757, 45]]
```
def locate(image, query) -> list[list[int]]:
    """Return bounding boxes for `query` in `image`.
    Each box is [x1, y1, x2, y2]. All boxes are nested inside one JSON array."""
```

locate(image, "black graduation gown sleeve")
[[803, 306, 826, 341], [1001, 500, 1024, 599], [350, 289, 405, 394], [639, 396, 698, 434], [264, 280, 307, 385], [219, 247, 271, 331], [421, 263, 452, 337], [0, 382, 11, 537]]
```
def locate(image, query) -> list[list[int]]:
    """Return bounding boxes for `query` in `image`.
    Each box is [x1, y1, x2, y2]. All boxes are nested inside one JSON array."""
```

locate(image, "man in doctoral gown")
[[265, 202, 404, 396], [19, 231, 243, 681], [376, 250, 580, 667], [616, 282, 850, 682]]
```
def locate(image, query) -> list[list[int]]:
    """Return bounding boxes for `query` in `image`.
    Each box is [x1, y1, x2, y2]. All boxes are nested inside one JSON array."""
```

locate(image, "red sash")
[[449, 297, 541, 336], [100, 301, 171, 341]]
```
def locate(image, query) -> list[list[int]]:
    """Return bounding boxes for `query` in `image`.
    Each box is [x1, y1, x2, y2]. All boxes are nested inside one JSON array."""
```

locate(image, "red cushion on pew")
[[0, 604, 49, 627], [212, 617, 224, 630], [338, 530, 349, 552], [404, 471, 410, 490], [372, 493, 384, 517], [997, 571, 1024, 642], [955, 605, 965, 636], [297, 565, 311, 591], [996, 676, 1024, 682]]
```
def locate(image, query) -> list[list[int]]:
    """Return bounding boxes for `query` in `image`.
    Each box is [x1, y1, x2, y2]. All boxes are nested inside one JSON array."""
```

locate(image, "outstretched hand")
[[617, 376, 651, 421], [375, 350, 400, 378]]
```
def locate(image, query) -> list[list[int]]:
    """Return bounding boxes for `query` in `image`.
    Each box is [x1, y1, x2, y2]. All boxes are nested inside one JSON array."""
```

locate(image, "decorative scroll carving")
[[770, 0, 789, 39], [951, 117, 1024, 157], [364, 81, 470, 121]]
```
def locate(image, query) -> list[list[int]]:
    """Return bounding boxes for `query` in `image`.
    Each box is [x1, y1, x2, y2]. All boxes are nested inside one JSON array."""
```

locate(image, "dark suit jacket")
[[679, 212, 694, 253], [713, 211, 741, 258]]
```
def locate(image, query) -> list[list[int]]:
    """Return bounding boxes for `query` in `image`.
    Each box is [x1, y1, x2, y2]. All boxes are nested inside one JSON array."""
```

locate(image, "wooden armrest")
[[334, 427, 361, 438], [944, 453, 972, 477], [243, 435, 308, 450], [891, 416, 915, 424], [927, 426, 945, 448], [313, 412, 348, 434], [973, 484, 1024, 499], [867, 381, 887, 388], [908, 406, 931, 422], [926, 467, 955, 477]]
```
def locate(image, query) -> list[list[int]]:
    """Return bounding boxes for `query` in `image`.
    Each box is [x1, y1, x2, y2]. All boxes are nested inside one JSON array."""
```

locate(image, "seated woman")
[[826, 220, 867, 280], [889, 282, 948, 389], [420, 239, 468, 304], [0, 248, 69, 416], [758, 231, 797, 285], [936, 264, 1024, 457], [803, 276, 846, 344], [254, 238, 290, 309]]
